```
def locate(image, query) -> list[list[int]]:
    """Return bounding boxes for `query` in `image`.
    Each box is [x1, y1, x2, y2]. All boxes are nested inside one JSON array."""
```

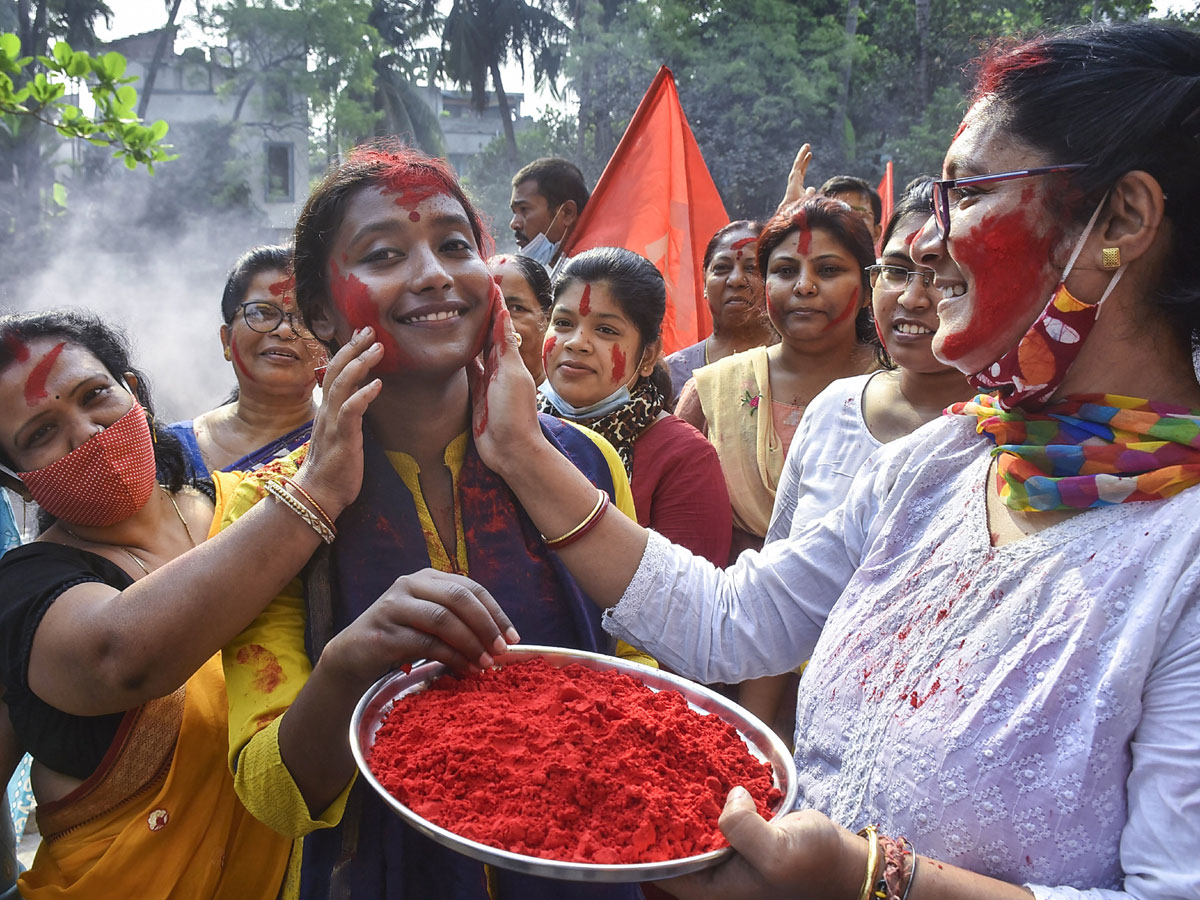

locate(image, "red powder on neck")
[[578, 284, 592, 317], [939, 188, 1059, 361], [610, 344, 627, 383], [824, 286, 859, 331], [3, 334, 30, 363], [25, 342, 66, 406], [229, 337, 256, 382], [369, 659, 781, 864], [330, 262, 405, 373]]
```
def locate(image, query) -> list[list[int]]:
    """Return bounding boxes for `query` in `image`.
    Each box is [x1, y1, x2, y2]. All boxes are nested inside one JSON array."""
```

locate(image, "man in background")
[[509, 158, 590, 269], [818, 174, 882, 244]]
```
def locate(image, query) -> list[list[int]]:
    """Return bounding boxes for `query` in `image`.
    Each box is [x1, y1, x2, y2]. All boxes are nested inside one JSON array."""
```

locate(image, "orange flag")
[[875, 160, 894, 255], [562, 66, 729, 354]]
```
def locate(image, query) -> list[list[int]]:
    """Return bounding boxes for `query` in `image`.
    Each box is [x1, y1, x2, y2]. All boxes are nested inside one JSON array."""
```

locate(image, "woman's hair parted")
[[490, 253, 553, 313], [220, 244, 293, 324], [291, 140, 492, 352], [974, 21, 1200, 346], [554, 247, 674, 399], [757, 197, 880, 347]]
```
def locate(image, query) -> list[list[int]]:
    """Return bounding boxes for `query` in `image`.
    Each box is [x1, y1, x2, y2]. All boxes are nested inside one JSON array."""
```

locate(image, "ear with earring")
[[224, 347, 232, 361], [1102, 247, 1121, 269]]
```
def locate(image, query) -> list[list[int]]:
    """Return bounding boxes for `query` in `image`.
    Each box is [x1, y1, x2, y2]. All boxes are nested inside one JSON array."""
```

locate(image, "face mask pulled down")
[[968, 195, 1126, 410], [517, 205, 565, 268], [17, 402, 158, 527]]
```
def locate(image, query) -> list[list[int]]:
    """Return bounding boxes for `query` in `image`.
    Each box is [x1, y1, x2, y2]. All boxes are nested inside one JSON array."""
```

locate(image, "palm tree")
[[428, 0, 569, 161]]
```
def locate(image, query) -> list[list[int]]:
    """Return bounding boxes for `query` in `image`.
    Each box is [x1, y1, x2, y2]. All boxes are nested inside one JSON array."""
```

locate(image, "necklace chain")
[[64, 487, 197, 579]]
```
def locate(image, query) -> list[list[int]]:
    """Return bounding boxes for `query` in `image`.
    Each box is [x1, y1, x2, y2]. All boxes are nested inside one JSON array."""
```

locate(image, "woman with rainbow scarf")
[[465, 20, 1200, 900]]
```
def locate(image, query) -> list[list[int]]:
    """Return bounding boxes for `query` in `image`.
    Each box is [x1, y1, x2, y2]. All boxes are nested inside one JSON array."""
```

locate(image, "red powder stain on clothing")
[[905, 678, 942, 709], [578, 283, 592, 317], [610, 344, 627, 384], [24, 342, 66, 406], [236, 644, 286, 693], [3, 334, 30, 364], [229, 337, 257, 383], [542, 335, 557, 370], [330, 261, 405, 373], [939, 188, 1059, 362], [824, 287, 859, 331], [368, 659, 782, 864], [268, 275, 295, 296]]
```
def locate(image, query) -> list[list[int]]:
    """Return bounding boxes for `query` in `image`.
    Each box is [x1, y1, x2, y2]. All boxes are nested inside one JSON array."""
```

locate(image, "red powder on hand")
[[368, 659, 782, 865]]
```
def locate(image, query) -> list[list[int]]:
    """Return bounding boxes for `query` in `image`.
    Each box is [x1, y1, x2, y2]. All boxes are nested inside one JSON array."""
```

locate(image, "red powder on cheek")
[[542, 335, 557, 369], [24, 342, 66, 406], [824, 287, 860, 331], [610, 344, 627, 384], [368, 659, 782, 864], [229, 338, 258, 383], [236, 643, 285, 693], [939, 192, 1059, 361], [578, 284, 592, 317], [330, 262, 406, 373]]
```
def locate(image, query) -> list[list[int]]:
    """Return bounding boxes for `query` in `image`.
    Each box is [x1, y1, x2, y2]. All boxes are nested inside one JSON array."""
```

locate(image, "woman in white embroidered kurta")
[[461, 20, 1200, 900]]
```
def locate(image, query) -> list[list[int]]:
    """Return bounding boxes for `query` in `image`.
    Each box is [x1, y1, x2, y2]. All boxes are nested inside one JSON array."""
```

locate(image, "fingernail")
[[728, 786, 750, 801], [370, 341, 383, 353], [352, 327, 363, 340], [505, 627, 521, 644], [479, 652, 494, 669], [492, 635, 508, 656]]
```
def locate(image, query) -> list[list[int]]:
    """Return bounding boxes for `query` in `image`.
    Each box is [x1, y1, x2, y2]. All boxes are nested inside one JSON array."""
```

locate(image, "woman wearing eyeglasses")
[[167, 245, 324, 479], [466, 20, 1200, 900], [766, 178, 970, 542]]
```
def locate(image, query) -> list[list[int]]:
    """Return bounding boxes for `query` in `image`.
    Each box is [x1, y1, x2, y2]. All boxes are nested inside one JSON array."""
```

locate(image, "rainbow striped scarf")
[[949, 393, 1200, 511]]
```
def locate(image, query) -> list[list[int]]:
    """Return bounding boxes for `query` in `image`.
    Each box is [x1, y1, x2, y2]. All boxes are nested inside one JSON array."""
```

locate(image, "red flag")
[[875, 160, 894, 255], [562, 67, 729, 354]]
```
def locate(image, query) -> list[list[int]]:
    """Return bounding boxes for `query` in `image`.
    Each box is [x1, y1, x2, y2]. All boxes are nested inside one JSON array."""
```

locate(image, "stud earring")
[[1101, 247, 1121, 269], [224, 347, 232, 361]]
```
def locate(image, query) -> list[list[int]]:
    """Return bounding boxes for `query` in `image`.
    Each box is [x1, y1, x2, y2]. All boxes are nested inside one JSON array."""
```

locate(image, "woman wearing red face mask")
[[464, 20, 1200, 900], [0, 310, 377, 899]]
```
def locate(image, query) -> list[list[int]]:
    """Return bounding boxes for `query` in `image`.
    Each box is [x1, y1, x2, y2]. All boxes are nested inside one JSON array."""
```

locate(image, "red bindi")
[[610, 344, 627, 384], [578, 284, 592, 317], [409, 210, 421, 222], [24, 342, 66, 406]]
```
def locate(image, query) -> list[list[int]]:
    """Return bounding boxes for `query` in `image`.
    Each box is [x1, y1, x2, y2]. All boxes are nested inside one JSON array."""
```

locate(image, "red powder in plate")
[[368, 659, 782, 865], [25, 342, 66, 406], [578, 284, 592, 317]]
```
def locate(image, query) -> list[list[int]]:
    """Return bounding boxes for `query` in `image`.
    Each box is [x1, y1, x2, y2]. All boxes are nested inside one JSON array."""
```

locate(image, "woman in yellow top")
[[0, 309, 372, 899], [219, 142, 648, 900]]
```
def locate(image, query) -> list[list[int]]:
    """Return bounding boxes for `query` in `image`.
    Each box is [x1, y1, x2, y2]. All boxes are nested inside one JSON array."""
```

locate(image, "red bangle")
[[543, 489, 609, 550]]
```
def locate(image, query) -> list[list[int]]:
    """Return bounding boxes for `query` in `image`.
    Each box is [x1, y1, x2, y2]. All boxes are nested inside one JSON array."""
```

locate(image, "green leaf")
[[51, 183, 68, 208], [0, 33, 20, 60], [52, 41, 73, 65]]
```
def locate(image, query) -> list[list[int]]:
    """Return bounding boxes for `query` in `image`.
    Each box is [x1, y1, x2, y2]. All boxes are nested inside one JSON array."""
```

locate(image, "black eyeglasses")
[[866, 265, 935, 292], [931, 163, 1087, 240], [236, 301, 311, 336]]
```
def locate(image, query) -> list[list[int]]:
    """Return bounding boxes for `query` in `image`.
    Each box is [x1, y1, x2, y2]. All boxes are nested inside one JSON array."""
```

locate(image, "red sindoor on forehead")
[[268, 275, 296, 296], [578, 284, 592, 317], [24, 342, 66, 406], [3, 334, 30, 363], [730, 237, 755, 251]]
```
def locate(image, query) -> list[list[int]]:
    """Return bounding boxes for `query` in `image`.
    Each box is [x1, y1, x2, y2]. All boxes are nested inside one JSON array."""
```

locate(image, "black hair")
[[871, 177, 938, 369], [819, 175, 883, 226], [975, 21, 1200, 348], [702, 220, 764, 272], [490, 254, 553, 313], [758, 197, 880, 347], [512, 158, 590, 217], [220, 244, 293, 324], [0, 310, 191, 529], [554, 247, 673, 399]]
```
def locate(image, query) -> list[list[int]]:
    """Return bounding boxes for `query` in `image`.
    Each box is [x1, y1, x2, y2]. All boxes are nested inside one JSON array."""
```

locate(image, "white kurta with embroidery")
[[603, 414, 1200, 900]]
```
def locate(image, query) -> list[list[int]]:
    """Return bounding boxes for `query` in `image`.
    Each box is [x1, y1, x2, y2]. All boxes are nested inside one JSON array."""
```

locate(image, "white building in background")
[[417, 86, 528, 174], [105, 28, 309, 233]]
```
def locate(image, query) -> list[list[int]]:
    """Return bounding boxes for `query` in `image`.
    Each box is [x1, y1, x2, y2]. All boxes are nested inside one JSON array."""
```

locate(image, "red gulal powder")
[[368, 658, 783, 865]]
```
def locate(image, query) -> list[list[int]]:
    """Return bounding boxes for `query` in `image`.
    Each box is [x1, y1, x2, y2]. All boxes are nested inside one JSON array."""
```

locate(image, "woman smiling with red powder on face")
[[166, 245, 323, 480], [216, 143, 649, 900], [538, 247, 732, 566]]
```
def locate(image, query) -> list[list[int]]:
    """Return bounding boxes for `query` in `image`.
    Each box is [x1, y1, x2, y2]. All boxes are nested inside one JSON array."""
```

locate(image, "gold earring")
[[224, 347, 232, 361], [1101, 247, 1121, 269]]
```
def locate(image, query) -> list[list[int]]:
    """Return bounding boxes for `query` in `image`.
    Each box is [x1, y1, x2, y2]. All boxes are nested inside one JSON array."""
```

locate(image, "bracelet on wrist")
[[542, 488, 609, 550], [856, 825, 883, 900], [266, 479, 335, 544]]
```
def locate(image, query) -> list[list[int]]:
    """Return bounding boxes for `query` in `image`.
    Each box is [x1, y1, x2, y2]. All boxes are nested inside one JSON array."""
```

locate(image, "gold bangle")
[[280, 476, 337, 534], [266, 479, 335, 544], [857, 825, 882, 900], [542, 488, 607, 548]]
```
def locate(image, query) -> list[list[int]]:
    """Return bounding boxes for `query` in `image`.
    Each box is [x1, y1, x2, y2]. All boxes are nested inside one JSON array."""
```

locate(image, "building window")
[[265, 143, 293, 202]]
